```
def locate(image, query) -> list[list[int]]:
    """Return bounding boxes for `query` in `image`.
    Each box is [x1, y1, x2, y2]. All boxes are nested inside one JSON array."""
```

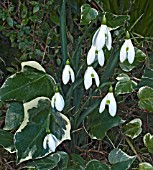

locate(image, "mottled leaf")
[[143, 133, 153, 154], [139, 162, 153, 170], [85, 160, 110, 170]]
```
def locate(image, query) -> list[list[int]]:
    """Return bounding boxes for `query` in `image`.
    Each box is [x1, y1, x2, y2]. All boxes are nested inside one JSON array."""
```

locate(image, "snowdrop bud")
[[84, 66, 100, 90], [51, 91, 65, 112], [120, 32, 135, 64], [62, 60, 75, 85], [99, 89, 117, 117], [43, 134, 58, 152], [101, 15, 107, 25]]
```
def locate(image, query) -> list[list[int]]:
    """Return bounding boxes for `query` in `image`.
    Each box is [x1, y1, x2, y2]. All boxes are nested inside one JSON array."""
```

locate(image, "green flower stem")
[[60, 0, 67, 66], [124, 135, 142, 162]]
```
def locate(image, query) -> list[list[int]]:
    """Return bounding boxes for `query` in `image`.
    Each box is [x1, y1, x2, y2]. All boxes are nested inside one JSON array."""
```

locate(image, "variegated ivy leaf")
[[123, 118, 142, 139], [85, 160, 110, 170], [0, 61, 55, 103], [143, 133, 153, 154], [14, 97, 71, 163], [138, 86, 153, 112], [108, 148, 136, 170], [115, 73, 137, 95], [139, 162, 153, 170]]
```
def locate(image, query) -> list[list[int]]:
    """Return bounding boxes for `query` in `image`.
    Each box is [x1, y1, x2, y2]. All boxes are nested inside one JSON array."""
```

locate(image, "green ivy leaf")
[[115, 73, 137, 95], [3, 102, 24, 131], [0, 61, 54, 103], [87, 109, 124, 140], [15, 97, 71, 163], [138, 86, 153, 112], [80, 4, 98, 25], [123, 118, 142, 139], [7, 17, 14, 27], [137, 68, 153, 89], [0, 129, 15, 153], [21, 4, 28, 19], [120, 48, 146, 72], [85, 160, 110, 170], [108, 148, 135, 170], [139, 162, 153, 170], [143, 133, 153, 154], [33, 5, 40, 14]]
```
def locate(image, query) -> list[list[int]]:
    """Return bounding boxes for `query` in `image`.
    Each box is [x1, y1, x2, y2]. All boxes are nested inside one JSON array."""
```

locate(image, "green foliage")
[[143, 133, 153, 154]]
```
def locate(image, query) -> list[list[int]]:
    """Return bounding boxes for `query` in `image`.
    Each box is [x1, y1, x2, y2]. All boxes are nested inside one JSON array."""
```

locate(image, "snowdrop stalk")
[[99, 86, 117, 117], [62, 60, 75, 84], [84, 66, 100, 90], [120, 31, 135, 64], [51, 87, 65, 112], [43, 134, 58, 152]]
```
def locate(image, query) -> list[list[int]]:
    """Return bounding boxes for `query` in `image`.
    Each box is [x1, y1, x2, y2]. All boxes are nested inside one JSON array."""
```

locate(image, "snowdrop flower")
[[87, 45, 105, 66], [43, 134, 58, 152], [120, 31, 135, 64], [62, 60, 75, 84], [51, 90, 65, 111], [84, 66, 100, 90], [99, 87, 117, 117], [92, 15, 112, 51]]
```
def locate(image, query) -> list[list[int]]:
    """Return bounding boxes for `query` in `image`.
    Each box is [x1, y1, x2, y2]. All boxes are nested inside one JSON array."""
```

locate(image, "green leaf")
[[71, 153, 85, 169], [115, 73, 137, 95], [85, 160, 110, 170], [0, 61, 54, 102], [3, 102, 24, 131], [33, 5, 40, 13], [108, 148, 136, 170], [143, 133, 153, 154], [123, 118, 142, 139], [7, 17, 14, 27], [106, 12, 130, 29], [138, 86, 153, 112], [120, 48, 146, 72], [0, 129, 15, 153], [139, 162, 153, 170], [80, 4, 98, 25], [15, 97, 71, 163], [87, 109, 124, 140], [137, 68, 153, 88], [21, 4, 28, 19]]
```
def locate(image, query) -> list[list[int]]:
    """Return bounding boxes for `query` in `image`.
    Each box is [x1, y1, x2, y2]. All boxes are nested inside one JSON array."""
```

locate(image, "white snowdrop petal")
[[120, 40, 127, 63], [62, 65, 70, 85], [98, 49, 105, 66], [99, 95, 107, 113], [43, 135, 48, 149], [51, 95, 55, 109], [55, 93, 65, 112], [92, 68, 100, 87], [69, 67, 75, 83], [127, 40, 135, 64], [48, 134, 56, 152], [92, 28, 100, 46], [87, 46, 96, 65], [84, 68, 92, 90], [95, 25, 106, 51], [106, 27, 112, 50], [108, 93, 117, 117]]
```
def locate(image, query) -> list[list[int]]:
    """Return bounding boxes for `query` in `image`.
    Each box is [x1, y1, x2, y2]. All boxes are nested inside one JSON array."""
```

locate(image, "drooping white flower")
[[120, 39, 135, 64], [87, 45, 105, 66], [51, 92, 65, 111], [120, 32, 135, 64], [62, 61, 75, 84], [43, 134, 58, 152], [84, 66, 100, 90], [99, 92, 117, 117], [92, 16, 112, 51]]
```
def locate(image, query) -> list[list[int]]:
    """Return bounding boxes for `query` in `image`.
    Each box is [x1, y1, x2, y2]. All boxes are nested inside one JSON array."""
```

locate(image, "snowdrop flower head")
[[99, 86, 117, 117], [87, 45, 105, 66], [51, 88, 65, 111], [43, 133, 58, 152], [84, 66, 100, 90], [92, 15, 112, 51], [62, 60, 75, 85], [120, 31, 135, 64]]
